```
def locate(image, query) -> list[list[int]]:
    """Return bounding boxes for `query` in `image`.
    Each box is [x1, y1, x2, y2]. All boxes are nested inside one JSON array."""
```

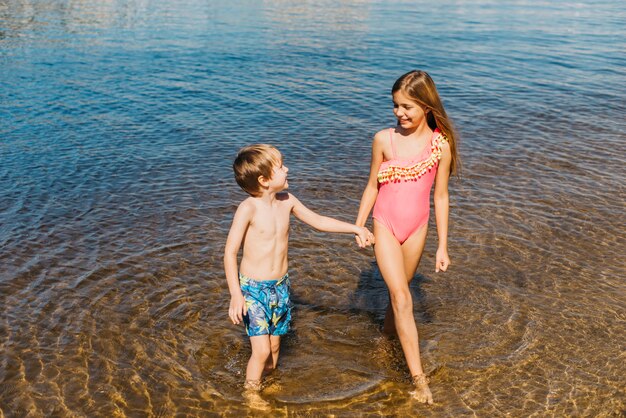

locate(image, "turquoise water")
[[1, 0, 625, 416]]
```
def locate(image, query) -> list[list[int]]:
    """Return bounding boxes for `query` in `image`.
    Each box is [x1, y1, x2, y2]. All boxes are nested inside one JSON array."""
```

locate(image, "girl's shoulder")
[[372, 127, 393, 147], [373, 127, 392, 140], [438, 136, 451, 152]]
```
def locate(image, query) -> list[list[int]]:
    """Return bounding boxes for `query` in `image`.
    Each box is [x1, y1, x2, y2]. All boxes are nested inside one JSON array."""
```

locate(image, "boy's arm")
[[224, 201, 253, 324], [434, 142, 452, 273], [290, 194, 370, 248]]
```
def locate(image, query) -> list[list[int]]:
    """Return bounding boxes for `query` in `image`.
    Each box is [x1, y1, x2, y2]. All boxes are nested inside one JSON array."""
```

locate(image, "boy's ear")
[[258, 175, 270, 188]]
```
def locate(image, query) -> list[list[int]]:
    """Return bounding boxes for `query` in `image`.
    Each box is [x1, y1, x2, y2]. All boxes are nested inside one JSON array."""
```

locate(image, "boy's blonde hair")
[[233, 144, 282, 197]]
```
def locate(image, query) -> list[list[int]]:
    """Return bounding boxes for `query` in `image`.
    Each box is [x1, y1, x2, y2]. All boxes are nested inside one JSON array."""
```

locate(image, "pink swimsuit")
[[372, 128, 447, 244]]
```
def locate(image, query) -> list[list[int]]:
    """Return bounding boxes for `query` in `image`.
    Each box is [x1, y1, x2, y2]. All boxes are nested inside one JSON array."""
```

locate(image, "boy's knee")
[[251, 344, 272, 361], [270, 343, 280, 357]]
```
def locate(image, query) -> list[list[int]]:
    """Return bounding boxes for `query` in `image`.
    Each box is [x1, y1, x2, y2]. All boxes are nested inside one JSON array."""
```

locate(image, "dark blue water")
[[1, 0, 625, 416]]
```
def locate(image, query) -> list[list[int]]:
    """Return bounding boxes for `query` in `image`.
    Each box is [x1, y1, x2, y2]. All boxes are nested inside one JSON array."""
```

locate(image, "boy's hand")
[[229, 294, 247, 325], [354, 226, 371, 248], [435, 247, 450, 272]]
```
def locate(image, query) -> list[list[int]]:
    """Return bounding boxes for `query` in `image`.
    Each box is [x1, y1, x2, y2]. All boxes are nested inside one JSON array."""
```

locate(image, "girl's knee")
[[390, 289, 413, 312]]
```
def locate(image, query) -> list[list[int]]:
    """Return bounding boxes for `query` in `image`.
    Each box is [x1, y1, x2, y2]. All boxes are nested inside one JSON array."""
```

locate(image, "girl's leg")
[[374, 221, 423, 376], [383, 225, 428, 335], [246, 335, 272, 389], [374, 220, 433, 404], [399, 226, 432, 404], [401, 225, 428, 282], [264, 335, 281, 374]]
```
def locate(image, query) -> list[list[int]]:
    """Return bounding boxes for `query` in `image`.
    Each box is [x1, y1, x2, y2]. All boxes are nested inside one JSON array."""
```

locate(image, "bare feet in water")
[[243, 380, 271, 411], [410, 374, 433, 405]]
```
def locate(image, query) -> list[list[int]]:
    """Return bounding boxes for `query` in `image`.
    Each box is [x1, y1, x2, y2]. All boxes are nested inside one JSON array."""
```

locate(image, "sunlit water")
[[1, 0, 625, 416]]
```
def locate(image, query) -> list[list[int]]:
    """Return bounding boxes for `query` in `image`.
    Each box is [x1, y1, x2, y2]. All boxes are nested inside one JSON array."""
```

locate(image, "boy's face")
[[268, 158, 289, 192]]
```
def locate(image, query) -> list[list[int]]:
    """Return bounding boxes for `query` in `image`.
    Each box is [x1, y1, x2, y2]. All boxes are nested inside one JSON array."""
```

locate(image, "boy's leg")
[[264, 335, 281, 373], [246, 335, 271, 389]]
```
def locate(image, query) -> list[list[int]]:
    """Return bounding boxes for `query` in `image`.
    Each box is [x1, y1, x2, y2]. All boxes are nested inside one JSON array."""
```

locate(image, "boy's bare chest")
[[251, 206, 290, 237]]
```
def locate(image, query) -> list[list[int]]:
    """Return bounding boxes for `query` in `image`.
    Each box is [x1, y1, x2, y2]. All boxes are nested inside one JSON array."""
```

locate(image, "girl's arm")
[[434, 142, 452, 272], [291, 195, 370, 248], [224, 201, 253, 324], [355, 133, 385, 239]]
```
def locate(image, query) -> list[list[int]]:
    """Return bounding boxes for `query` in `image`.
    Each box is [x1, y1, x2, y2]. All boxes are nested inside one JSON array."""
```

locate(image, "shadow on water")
[[349, 260, 435, 328], [285, 259, 433, 334]]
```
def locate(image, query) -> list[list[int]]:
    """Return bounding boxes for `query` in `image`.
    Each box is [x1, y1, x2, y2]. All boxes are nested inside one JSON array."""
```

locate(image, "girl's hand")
[[354, 226, 370, 248], [228, 294, 247, 324], [435, 247, 450, 272]]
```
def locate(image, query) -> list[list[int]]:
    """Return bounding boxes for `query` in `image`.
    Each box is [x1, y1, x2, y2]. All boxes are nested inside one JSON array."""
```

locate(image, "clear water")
[[1, 0, 625, 416]]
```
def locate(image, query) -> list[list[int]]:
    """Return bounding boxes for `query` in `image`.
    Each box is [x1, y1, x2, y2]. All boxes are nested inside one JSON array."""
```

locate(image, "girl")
[[355, 70, 460, 404]]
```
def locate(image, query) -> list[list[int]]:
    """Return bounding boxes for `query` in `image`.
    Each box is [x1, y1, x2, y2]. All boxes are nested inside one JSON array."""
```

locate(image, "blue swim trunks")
[[240, 272, 292, 337]]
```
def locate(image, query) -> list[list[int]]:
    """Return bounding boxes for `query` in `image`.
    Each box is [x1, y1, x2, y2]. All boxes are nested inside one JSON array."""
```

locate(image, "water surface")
[[1, 0, 625, 416]]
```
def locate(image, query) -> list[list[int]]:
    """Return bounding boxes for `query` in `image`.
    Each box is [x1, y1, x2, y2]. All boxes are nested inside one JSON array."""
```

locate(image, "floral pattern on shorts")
[[240, 273, 291, 336]]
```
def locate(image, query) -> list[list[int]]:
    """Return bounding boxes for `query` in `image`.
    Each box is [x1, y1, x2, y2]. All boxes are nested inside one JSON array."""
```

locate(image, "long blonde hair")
[[392, 70, 460, 175]]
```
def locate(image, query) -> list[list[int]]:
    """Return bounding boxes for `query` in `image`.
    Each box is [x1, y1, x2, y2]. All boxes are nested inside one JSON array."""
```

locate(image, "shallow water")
[[1, 0, 625, 416]]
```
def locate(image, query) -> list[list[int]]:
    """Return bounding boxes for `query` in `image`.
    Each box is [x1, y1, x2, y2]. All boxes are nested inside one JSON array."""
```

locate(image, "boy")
[[224, 144, 371, 395]]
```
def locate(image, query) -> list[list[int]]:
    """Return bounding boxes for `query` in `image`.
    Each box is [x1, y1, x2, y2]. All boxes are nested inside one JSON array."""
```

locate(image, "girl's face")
[[393, 90, 427, 130]]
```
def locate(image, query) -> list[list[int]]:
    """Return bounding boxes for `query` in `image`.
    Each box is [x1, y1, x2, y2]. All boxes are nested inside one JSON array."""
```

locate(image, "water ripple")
[[1, 0, 625, 415]]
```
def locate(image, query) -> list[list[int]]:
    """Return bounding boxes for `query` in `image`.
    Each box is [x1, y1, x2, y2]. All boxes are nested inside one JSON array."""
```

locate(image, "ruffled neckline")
[[377, 130, 447, 185]]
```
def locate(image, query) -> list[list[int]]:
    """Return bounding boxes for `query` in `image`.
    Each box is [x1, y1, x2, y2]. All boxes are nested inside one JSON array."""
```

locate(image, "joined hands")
[[354, 226, 375, 248]]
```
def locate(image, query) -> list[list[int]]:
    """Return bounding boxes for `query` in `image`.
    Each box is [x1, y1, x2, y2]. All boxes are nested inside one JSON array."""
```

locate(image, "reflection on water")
[[1, 0, 625, 416]]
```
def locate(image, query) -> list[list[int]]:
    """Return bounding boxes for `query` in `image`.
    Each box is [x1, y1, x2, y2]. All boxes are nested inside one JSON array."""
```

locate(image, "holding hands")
[[354, 226, 375, 248]]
